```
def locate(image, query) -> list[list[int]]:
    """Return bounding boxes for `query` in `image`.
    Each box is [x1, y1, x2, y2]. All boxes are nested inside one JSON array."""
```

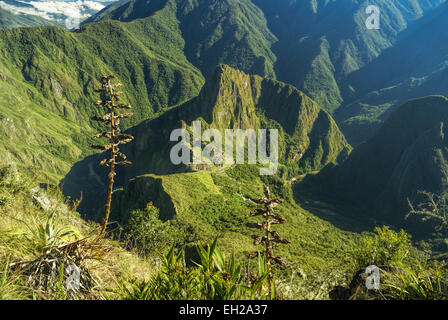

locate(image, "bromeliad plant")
[[247, 186, 290, 298], [91, 75, 134, 240], [114, 239, 272, 300]]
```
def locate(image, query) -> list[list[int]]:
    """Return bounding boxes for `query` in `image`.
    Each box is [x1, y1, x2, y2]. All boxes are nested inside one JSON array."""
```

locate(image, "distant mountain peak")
[[62, 65, 351, 216]]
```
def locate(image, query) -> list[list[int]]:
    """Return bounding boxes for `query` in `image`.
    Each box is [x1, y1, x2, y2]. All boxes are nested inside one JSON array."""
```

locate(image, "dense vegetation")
[[0, 0, 447, 300], [297, 96, 448, 239], [1, 164, 446, 300], [61, 65, 351, 216], [86, 0, 448, 144], [0, 6, 204, 182]]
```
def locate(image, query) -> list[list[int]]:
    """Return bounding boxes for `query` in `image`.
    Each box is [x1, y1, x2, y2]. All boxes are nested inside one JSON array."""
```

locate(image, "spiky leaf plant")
[[92, 75, 134, 240], [247, 186, 290, 298]]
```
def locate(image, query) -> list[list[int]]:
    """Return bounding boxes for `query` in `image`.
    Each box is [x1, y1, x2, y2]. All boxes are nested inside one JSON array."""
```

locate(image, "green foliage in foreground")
[[0, 165, 156, 300], [0, 165, 446, 300], [346, 226, 448, 300], [352, 226, 414, 270], [126, 204, 179, 255], [115, 239, 274, 300]]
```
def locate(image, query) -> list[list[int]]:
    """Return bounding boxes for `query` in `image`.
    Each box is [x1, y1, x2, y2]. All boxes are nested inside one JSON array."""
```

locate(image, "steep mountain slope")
[[84, 0, 278, 79], [254, 0, 446, 113], [0, 8, 203, 182], [297, 95, 448, 234], [84, 0, 446, 116], [336, 2, 448, 145], [61, 65, 351, 217]]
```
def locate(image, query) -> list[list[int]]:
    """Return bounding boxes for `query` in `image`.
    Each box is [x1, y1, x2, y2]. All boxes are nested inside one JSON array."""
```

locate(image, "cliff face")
[[61, 65, 351, 218]]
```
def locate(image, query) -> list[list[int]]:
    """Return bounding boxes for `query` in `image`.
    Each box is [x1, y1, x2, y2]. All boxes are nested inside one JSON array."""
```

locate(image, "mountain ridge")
[[61, 65, 351, 218], [297, 95, 448, 234], [83, 0, 448, 123]]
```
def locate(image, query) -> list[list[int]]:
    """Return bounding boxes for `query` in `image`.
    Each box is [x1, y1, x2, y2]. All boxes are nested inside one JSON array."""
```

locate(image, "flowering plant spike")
[[92, 75, 134, 240], [247, 186, 290, 296]]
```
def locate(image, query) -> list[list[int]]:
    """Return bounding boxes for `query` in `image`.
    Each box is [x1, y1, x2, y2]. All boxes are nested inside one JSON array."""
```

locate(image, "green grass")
[[111, 164, 363, 278], [0, 165, 156, 300]]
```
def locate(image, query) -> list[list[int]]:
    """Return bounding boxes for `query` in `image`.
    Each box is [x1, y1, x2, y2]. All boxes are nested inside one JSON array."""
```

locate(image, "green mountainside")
[[59, 65, 359, 287], [336, 3, 448, 145], [0, 0, 447, 300], [62, 65, 351, 218], [0, 9, 204, 182], [254, 0, 446, 114], [297, 96, 448, 235], [0, 0, 445, 237], [106, 166, 363, 278], [83, 0, 448, 141], [84, 0, 278, 79]]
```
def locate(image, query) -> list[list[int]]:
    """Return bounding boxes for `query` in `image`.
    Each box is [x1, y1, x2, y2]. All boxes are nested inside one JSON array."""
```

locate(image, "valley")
[[0, 0, 447, 301]]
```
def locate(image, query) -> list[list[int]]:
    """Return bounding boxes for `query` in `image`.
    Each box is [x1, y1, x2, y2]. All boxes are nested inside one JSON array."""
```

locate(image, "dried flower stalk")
[[92, 75, 134, 241], [247, 186, 290, 296]]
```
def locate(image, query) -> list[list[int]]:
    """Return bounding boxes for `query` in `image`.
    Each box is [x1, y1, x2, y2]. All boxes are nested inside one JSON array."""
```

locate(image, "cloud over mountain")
[[0, 0, 114, 28]]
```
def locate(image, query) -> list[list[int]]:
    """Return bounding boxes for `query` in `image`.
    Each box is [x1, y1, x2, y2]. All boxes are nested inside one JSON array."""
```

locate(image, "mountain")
[[297, 95, 448, 234], [0, 0, 114, 29], [84, 0, 278, 79], [0, 8, 203, 182], [336, 2, 448, 145], [84, 0, 448, 130], [0, 0, 445, 185], [61, 65, 351, 218], [254, 0, 446, 112], [1, 0, 447, 301]]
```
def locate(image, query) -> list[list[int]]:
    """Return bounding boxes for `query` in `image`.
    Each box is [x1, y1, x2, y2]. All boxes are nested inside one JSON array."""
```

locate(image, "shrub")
[[407, 191, 448, 232], [352, 226, 413, 269], [126, 204, 178, 256]]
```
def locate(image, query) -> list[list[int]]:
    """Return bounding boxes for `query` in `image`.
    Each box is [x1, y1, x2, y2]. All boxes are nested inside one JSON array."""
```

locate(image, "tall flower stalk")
[[91, 75, 134, 240], [247, 186, 289, 297]]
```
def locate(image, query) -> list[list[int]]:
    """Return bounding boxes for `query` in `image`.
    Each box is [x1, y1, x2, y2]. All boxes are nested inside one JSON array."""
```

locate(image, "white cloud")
[[0, 0, 114, 27]]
